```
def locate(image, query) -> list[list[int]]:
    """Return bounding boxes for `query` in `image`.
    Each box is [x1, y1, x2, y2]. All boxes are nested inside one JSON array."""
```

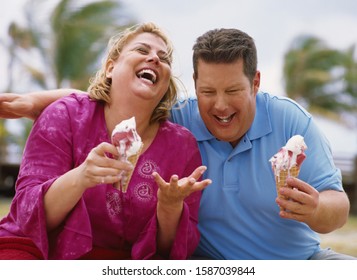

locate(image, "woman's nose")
[[147, 53, 159, 64]]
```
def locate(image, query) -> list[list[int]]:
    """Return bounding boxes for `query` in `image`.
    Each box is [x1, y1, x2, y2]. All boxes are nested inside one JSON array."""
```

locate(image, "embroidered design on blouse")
[[106, 191, 122, 217], [138, 160, 159, 179], [134, 182, 153, 202]]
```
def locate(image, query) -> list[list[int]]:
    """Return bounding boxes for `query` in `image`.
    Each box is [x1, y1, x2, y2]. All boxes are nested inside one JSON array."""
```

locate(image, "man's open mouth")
[[214, 114, 235, 123]]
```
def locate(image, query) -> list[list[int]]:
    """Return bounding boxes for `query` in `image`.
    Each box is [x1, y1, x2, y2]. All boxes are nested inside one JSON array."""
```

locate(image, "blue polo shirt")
[[171, 92, 343, 259]]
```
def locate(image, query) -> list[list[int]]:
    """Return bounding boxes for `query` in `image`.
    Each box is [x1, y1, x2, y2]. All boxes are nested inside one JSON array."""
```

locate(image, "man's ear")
[[192, 72, 197, 88], [253, 70, 261, 93], [105, 59, 114, 78]]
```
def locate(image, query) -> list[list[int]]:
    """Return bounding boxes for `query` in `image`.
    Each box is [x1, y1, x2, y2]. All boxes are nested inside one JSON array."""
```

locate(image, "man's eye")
[[201, 91, 215, 96], [227, 89, 243, 95]]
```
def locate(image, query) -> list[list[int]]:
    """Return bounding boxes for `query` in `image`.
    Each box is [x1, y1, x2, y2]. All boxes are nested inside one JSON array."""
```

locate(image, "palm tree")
[[283, 35, 356, 114], [342, 45, 357, 111], [7, 0, 136, 91], [0, 0, 136, 163], [2, 22, 35, 91]]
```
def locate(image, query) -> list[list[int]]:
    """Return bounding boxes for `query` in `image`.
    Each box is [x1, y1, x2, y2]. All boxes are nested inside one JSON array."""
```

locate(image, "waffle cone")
[[274, 165, 300, 211], [114, 144, 143, 192]]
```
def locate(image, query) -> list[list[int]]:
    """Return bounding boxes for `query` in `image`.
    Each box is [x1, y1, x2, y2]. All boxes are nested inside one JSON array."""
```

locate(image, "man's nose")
[[214, 94, 228, 111]]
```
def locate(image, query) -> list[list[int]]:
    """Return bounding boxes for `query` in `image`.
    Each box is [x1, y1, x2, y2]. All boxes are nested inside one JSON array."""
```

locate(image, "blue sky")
[[1, 0, 356, 155]]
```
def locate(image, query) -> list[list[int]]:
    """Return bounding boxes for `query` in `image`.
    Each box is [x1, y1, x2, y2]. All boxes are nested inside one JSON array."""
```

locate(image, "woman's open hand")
[[153, 166, 211, 207]]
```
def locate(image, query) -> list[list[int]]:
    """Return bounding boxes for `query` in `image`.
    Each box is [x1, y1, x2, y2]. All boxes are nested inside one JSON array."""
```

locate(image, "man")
[[0, 27, 354, 259]]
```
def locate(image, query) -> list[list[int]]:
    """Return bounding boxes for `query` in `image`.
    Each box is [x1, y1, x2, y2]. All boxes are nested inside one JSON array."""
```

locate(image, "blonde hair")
[[88, 22, 179, 123]]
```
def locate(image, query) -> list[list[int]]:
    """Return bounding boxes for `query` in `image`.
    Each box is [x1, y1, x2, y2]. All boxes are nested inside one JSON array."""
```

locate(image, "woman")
[[0, 22, 211, 260]]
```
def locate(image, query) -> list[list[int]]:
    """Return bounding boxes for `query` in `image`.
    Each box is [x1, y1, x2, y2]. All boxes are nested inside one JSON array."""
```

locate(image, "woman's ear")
[[105, 59, 114, 78]]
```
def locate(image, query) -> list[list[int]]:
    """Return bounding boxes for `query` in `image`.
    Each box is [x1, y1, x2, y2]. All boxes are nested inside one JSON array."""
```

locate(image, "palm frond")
[[283, 35, 357, 114]]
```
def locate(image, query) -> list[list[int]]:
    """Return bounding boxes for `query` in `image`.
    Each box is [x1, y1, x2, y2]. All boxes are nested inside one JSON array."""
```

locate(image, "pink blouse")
[[0, 94, 203, 260]]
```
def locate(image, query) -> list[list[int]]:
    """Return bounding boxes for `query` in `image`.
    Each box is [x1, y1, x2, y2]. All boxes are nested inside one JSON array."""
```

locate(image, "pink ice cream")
[[111, 117, 143, 192], [270, 135, 307, 178]]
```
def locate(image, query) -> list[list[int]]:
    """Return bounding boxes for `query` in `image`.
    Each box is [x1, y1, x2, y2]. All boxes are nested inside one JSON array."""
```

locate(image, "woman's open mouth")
[[136, 68, 157, 84]]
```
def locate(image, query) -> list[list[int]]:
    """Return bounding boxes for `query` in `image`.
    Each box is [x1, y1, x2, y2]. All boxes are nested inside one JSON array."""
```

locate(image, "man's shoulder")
[[258, 92, 311, 118], [174, 97, 198, 111], [171, 98, 200, 125]]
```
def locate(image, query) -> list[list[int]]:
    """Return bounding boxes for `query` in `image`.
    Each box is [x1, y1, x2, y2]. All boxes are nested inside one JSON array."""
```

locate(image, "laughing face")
[[106, 32, 172, 104], [195, 59, 260, 147]]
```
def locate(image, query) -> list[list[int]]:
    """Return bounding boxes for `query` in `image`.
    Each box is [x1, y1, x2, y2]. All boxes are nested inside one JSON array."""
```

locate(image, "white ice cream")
[[111, 117, 142, 160], [269, 135, 307, 176]]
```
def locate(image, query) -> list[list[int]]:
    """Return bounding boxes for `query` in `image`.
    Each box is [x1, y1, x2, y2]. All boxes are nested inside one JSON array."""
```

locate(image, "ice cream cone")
[[111, 117, 143, 193], [115, 144, 143, 192], [269, 135, 307, 212], [274, 165, 300, 211]]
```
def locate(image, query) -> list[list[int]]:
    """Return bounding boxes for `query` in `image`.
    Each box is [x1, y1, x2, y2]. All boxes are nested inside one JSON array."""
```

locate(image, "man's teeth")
[[217, 116, 232, 123], [137, 69, 157, 84]]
